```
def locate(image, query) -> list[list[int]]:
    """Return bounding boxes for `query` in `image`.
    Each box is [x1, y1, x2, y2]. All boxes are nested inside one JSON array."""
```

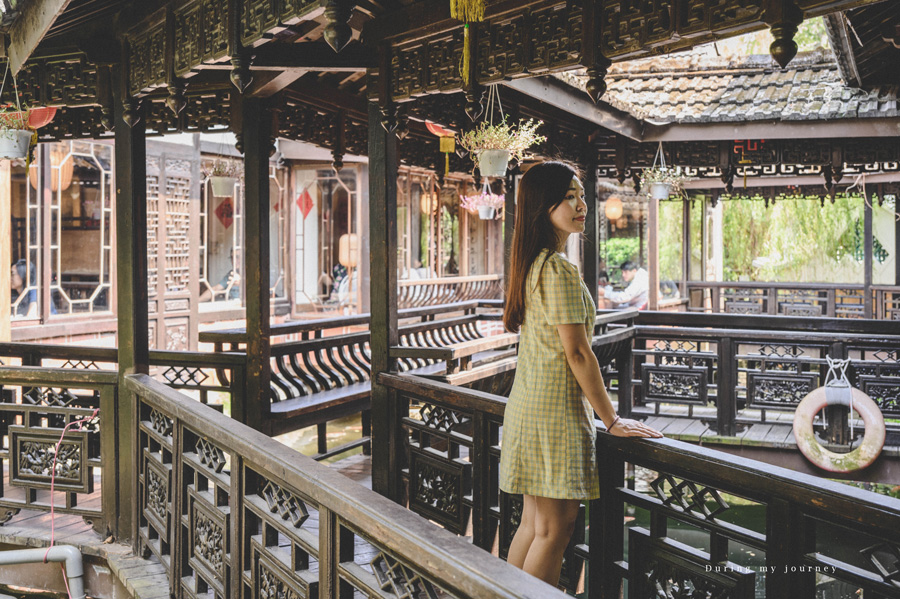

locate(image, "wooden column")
[[114, 76, 149, 542], [582, 157, 599, 304], [242, 97, 273, 432], [647, 195, 660, 310], [503, 170, 516, 287], [681, 197, 690, 293], [368, 101, 400, 499], [863, 186, 873, 319], [0, 161, 10, 341]]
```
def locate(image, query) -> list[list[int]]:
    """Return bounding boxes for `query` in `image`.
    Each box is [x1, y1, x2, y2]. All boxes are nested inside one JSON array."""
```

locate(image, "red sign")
[[215, 198, 234, 229], [296, 188, 314, 219]]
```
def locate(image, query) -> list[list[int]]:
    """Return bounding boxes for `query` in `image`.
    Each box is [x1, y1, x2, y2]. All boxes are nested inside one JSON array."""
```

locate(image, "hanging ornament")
[[426, 121, 457, 176], [296, 186, 314, 219], [215, 198, 234, 229]]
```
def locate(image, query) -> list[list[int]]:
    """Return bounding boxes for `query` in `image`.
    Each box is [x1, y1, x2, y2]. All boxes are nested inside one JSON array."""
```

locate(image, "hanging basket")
[[477, 206, 496, 220], [210, 176, 237, 197], [648, 182, 672, 200], [478, 149, 510, 178], [0, 129, 34, 160]]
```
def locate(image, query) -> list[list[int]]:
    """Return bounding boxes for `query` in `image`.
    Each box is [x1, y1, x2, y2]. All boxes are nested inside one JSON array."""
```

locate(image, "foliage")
[[605, 237, 640, 271], [457, 118, 546, 163], [723, 16, 830, 55], [0, 105, 29, 132], [717, 194, 864, 281], [640, 166, 687, 192], [205, 159, 240, 178], [658, 200, 683, 282], [460, 192, 504, 214]]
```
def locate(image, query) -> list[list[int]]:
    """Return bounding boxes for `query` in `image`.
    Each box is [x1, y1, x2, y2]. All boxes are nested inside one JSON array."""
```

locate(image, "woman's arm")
[[557, 323, 662, 438]]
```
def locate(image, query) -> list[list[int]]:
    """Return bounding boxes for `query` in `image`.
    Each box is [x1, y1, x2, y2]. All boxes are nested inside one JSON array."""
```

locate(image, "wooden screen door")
[[146, 142, 201, 351]]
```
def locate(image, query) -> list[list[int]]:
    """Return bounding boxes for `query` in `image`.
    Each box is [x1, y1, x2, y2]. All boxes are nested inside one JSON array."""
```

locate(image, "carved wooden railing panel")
[[0, 367, 117, 532], [379, 373, 900, 599], [127, 374, 564, 599], [687, 282, 900, 320], [398, 276, 503, 309], [633, 312, 900, 436]]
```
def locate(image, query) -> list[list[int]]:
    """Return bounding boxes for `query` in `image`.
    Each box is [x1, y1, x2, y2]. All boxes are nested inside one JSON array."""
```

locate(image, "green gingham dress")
[[499, 249, 600, 499]]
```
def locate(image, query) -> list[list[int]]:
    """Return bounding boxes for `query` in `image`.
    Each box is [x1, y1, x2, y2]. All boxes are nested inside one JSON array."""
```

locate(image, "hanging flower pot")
[[478, 149, 510, 178], [210, 176, 238, 198], [27, 107, 57, 129], [458, 116, 546, 177], [0, 129, 34, 160], [648, 182, 672, 200], [477, 205, 497, 220]]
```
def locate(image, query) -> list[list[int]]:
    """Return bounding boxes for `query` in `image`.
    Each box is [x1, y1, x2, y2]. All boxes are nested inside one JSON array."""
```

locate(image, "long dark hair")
[[504, 161, 580, 333]]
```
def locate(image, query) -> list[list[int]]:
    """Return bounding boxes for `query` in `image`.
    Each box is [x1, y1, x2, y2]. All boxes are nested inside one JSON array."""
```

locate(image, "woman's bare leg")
[[522, 496, 580, 586], [506, 495, 536, 569]]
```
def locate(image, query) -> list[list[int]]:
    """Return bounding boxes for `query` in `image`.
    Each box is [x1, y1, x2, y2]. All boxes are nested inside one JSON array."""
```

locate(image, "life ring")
[[793, 387, 885, 473]]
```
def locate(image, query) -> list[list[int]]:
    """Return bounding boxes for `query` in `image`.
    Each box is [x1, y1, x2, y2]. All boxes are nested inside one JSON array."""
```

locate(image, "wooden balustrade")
[[125, 374, 566, 599], [398, 275, 504, 309], [632, 312, 900, 438], [686, 281, 900, 320], [379, 372, 900, 599]]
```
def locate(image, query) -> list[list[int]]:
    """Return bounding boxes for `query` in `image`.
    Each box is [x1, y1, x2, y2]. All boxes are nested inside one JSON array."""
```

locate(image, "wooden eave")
[[5, 0, 75, 73]]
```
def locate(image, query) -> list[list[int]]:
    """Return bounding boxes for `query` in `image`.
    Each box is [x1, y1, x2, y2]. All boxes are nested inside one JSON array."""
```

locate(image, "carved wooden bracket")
[[765, 0, 804, 68], [324, 0, 355, 52]]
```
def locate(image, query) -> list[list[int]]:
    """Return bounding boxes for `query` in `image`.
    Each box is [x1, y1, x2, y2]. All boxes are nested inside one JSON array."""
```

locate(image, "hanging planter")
[[477, 205, 497, 220], [477, 149, 510, 178], [210, 176, 238, 197], [0, 128, 34, 160], [648, 181, 673, 200], [461, 188, 504, 220], [204, 158, 241, 198]]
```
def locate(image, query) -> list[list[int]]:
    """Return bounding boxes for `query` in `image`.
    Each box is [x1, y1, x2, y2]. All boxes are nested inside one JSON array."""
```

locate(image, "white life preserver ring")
[[793, 387, 885, 473]]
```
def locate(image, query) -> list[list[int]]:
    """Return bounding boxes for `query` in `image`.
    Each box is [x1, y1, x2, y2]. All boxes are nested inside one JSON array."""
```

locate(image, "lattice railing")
[[380, 373, 900, 599], [127, 374, 562, 599]]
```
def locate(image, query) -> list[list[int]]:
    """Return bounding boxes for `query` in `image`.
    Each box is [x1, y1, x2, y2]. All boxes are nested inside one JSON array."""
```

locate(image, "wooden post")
[[716, 337, 736, 437], [242, 97, 272, 432], [681, 197, 690, 294], [0, 160, 10, 341], [368, 100, 400, 499], [113, 75, 149, 543], [504, 170, 515, 288], [863, 186, 873, 319], [647, 195, 660, 310], [583, 156, 599, 304]]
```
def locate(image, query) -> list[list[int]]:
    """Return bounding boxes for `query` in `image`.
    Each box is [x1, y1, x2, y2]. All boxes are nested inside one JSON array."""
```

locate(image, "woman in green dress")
[[500, 161, 662, 586]]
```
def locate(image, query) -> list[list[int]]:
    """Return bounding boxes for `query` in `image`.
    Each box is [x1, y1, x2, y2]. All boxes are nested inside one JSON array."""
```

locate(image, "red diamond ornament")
[[215, 198, 234, 229], [296, 188, 314, 219]]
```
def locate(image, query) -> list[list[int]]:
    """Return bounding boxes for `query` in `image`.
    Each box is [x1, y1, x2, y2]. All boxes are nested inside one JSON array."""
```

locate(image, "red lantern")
[[27, 107, 57, 129]]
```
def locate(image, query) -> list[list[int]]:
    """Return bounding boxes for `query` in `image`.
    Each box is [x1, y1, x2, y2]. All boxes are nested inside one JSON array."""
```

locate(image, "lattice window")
[[165, 174, 193, 294], [199, 156, 242, 306]]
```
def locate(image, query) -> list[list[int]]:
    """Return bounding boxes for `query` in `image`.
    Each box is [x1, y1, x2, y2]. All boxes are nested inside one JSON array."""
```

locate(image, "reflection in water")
[[276, 414, 364, 464]]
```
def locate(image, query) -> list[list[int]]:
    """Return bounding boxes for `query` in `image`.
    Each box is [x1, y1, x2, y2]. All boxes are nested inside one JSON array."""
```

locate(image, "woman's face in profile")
[[10, 266, 23, 292], [548, 177, 587, 237]]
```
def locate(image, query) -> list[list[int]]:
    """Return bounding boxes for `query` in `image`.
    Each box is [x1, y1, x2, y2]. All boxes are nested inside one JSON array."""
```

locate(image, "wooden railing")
[[631, 312, 900, 437], [125, 374, 566, 599], [398, 275, 504, 308], [380, 372, 900, 599], [686, 281, 900, 319]]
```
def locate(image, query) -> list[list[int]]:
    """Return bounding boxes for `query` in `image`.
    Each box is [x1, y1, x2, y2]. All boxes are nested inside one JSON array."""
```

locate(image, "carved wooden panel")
[[128, 22, 168, 95], [478, 15, 527, 83], [409, 446, 471, 534], [525, 2, 583, 74], [392, 30, 465, 100], [11, 54, 99, 107], [174, 0, 230, 78], [857, 375, 900, 417], [10, 426, 90, 493], [240, 0, 280, 48], [781, 140, 831, 166], [746, 372, 817, 408], [641, 364, 709, 404]]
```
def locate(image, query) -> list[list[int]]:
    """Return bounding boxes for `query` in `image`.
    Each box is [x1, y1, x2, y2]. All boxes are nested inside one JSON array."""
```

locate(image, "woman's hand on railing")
[[608, 417, 664, 438]]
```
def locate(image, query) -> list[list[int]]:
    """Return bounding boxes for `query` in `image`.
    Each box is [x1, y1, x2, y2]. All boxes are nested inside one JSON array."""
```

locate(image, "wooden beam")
[[645, 118, 900, 142], [504, 78, 643, 141], [246, 69, 308, 98], [368, 100, 400, 500], [242, 97, 273, 432], [648, 195, 660, 311], [249, 42, 376, 71], [864, 186, 874, 319], [7, 0, 75, 74]]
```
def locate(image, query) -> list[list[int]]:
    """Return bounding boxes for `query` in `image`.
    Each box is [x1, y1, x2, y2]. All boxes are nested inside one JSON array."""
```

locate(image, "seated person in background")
[[599, 261, 649, 309], [660, 279, 680, 299], [11, 259, 37, 317], [200, 268, 241, 302]]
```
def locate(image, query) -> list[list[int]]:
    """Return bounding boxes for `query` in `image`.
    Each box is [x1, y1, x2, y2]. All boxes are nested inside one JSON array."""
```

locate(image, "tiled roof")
[[555, 50, 900, 124]]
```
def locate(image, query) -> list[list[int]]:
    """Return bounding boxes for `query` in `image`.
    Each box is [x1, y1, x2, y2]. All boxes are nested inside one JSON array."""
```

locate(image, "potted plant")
[[206, 159, 240, 198], [640, 166, 687, 200], [457, 117, 545, 177], [461, 191, 505, 220], [0, 106, 36, 160]]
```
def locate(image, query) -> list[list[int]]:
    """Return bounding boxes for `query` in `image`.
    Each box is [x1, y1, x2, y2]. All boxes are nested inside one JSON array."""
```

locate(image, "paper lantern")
[[28, 145, 74, 192], [420, 192, 439, 215], [339, 233, 359, 268], [604, 195, 624, 221]]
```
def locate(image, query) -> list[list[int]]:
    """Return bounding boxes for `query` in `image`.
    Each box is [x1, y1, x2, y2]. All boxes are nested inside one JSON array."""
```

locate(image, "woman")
[[499, 161, 662, 586]]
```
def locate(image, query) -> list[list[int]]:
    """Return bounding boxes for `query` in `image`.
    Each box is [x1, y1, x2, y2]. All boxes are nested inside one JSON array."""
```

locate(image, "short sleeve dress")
[[499, 249, 599, 499]]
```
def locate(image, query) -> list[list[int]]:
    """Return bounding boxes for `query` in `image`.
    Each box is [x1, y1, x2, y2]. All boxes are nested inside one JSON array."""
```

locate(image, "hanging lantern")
[[28, 145, 74, 192], [605, 195, 624, 221], [420, 192, 439, 215], [339, 233, 359, 268]]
